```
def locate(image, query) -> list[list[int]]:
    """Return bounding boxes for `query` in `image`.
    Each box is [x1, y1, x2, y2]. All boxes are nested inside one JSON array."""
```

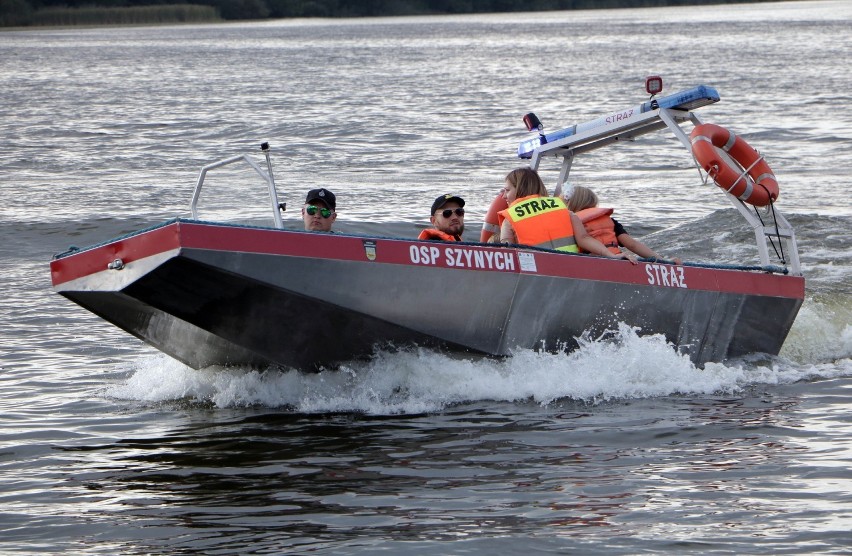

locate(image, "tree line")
[[1, 0, 775, 27]]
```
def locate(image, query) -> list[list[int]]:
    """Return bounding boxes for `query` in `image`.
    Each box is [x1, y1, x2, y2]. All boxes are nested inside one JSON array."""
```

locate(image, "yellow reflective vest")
[[498, 195, 578, 252]]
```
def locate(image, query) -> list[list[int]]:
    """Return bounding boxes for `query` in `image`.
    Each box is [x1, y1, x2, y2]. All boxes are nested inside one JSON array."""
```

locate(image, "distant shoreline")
[[1, 0, 785, 29], [2, 4, 220, 28]]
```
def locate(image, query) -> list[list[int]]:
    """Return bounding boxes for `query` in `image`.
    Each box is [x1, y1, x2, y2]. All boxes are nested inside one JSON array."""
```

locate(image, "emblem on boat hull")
[[363, 240, 377, 261]]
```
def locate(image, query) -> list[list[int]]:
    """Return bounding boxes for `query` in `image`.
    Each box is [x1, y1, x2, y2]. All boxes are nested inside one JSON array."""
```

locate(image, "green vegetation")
[[29, 4, 219, 26], [1, 0, 777, 27]]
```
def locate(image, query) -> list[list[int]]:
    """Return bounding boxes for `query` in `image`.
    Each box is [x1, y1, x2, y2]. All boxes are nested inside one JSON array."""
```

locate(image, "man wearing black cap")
[[418, 194, 465, 241], [302, 188, 337, 232]]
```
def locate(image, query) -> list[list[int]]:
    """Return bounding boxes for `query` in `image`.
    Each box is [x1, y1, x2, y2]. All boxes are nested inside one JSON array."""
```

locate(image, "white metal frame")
[[190, 146, 284, 229], [527, 106, 801, 275]]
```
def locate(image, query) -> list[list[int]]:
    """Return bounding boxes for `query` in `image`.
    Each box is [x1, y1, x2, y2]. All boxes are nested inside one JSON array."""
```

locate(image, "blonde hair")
[[566, 185, 598, 213], [505, 167, 548, 198]]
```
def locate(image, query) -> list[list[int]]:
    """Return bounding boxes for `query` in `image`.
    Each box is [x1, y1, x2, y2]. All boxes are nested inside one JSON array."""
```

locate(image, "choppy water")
[[2, 1, 851, 553]]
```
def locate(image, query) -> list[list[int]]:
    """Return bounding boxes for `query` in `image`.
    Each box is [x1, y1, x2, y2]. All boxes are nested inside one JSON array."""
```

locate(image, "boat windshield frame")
[[190, 145, 284, 229]]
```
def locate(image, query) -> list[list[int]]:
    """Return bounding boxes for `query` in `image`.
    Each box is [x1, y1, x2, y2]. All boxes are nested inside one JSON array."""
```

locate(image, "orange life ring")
[[689, 123, 779, 206], [480, 193, 507, 242]]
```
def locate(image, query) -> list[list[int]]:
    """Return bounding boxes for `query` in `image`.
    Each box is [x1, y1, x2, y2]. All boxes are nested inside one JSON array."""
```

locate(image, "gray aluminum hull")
[[51, 220, 804, 370]]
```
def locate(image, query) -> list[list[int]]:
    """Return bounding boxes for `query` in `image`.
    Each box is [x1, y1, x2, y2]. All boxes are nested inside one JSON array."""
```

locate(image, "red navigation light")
[[645, 76, 663, 95], [523, 112, 543, 132]]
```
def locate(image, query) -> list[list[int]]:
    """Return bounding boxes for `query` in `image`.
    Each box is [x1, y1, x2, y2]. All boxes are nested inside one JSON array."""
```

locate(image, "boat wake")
[[104, 316, 852, 415]]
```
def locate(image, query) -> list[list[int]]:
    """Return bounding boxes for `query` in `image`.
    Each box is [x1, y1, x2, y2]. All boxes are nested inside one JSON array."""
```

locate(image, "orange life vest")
[[577, 207, 620, 254], [418, 228, 461, 242], [480, 193, 507, 242], [498, 195, 578, 252]]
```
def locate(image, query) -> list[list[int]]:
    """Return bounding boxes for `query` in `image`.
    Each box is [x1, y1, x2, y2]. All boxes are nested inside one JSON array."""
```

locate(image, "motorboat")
[[50, 82, 804, 370]]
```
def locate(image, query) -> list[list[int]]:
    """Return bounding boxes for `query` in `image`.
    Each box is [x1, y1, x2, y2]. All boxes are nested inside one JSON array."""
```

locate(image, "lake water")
[[1, 1, 851, 553]]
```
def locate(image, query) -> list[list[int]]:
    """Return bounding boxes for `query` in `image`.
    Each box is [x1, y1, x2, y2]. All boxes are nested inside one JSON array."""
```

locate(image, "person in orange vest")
[[498, 168, 636, 263], [418, 194, 465, 241], [566, 185, 681, 264]]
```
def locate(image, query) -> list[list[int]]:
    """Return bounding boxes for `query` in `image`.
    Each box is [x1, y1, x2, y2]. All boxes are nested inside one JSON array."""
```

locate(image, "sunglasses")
[[306, 205, 333, 218], [439, 208, 465, 218]]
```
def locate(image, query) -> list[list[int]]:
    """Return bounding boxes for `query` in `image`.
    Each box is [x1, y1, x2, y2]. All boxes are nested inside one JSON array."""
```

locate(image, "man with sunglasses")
[[418, 194, 465, 241], [302, 188, 337, 232]]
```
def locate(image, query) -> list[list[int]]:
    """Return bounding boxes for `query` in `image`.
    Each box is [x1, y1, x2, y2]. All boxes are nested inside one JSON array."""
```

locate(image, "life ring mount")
[[690, 123, 779, 207]]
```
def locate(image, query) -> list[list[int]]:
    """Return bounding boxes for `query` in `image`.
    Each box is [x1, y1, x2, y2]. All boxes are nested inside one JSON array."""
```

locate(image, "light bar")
[[517, 85, 721, 159]]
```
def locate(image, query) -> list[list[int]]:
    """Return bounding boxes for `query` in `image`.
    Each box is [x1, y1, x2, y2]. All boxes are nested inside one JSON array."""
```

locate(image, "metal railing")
[[190, 142, 284, 229], [527, 106, 801, 276]]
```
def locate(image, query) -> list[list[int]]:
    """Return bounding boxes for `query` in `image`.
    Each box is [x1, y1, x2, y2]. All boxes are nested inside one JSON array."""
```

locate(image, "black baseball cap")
[[305, 188, 336, 210], [430, 194, 465, 215]]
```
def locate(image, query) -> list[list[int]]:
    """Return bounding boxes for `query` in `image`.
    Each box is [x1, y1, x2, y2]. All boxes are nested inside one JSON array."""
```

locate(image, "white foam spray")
[[105, 322, 852, 415]]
